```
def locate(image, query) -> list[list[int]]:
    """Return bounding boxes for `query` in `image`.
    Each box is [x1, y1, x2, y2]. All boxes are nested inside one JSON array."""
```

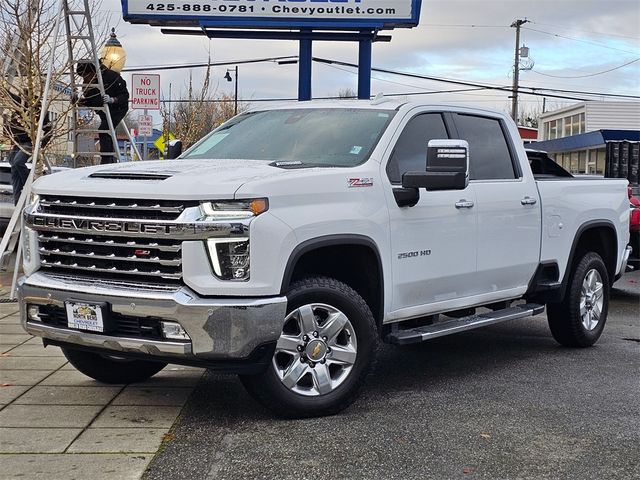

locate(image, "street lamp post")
[[224, 66, 238, 115]]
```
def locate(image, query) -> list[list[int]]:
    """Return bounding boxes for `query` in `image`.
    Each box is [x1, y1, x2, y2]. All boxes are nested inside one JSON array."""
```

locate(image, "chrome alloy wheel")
[[272, 303, 358, 397], [580, 269, 604, 331]]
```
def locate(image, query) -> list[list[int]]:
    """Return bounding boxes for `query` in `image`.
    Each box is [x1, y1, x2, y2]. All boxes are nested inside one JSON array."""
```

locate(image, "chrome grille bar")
[[38, 234, 181, 252], [38, 248, 182, 266], [39, 198, 184, 214], [40, 259, 183, 280]]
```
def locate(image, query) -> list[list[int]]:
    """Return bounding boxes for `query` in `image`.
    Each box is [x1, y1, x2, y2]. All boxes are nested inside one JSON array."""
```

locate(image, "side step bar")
[[385, 303, 546, 345]]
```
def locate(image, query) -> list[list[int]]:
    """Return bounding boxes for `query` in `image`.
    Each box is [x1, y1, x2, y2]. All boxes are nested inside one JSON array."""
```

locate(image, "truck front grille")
[[38, 195, 198, 221], [34, 196, 192, 285], [38, 232, 183, 282]]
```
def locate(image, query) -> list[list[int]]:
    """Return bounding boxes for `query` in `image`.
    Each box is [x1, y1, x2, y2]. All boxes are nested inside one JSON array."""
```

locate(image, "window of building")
[[580, 113, 586, 134], [596, 149, 606, 175], [550, 120, 557, 140], [454, 114, 517, 180], [564, 117, 572, 137], [572, 115, 581, 136], [386, 113, 448, 184], [578, 151, 587, 172], [570, 152, 579, 173]]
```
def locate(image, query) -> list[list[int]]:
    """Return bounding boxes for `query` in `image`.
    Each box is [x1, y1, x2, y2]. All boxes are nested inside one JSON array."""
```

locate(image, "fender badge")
[[348, 178, 374, 188]]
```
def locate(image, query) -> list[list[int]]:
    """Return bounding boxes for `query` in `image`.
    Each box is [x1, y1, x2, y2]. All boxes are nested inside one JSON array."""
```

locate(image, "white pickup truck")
[[19, 100, 631, 418]]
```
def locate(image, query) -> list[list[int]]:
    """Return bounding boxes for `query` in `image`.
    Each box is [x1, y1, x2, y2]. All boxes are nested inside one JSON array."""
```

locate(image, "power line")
[[529, 21, 640, 41], [121, 56, 640, 102], [533, 58, 640, 79], [121, 55, 298, 72], [313, 57, 640, 102], [522, 26, 640, 55]]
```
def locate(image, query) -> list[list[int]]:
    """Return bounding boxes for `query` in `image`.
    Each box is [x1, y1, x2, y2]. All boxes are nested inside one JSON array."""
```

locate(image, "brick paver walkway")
[[0, 295, 203, 479]]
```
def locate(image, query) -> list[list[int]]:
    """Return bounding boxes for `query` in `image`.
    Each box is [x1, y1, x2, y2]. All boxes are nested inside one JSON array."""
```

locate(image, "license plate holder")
[[65, 301, 111, 333]]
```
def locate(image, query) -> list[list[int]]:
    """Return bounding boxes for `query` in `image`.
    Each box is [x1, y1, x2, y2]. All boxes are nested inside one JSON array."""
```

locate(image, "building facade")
[[532, 101, 640, 176]]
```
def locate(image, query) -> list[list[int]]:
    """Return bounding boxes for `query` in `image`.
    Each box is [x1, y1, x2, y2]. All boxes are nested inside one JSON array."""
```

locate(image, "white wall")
[[585, 102, 640, 132]]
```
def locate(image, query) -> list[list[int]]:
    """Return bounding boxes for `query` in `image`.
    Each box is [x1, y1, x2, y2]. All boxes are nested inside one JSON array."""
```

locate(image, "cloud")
[[99, 0, 639, 115]]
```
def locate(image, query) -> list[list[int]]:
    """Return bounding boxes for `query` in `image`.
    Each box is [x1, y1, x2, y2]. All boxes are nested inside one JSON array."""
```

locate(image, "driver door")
[[383, 111, 479, 318]]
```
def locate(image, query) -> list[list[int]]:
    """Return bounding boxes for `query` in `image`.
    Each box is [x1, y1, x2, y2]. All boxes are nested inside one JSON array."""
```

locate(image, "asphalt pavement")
[[144, 271, 640, 480]]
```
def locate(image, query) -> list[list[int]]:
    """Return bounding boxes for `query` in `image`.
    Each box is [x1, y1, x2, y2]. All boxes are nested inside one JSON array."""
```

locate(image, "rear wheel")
[[61, 347, 167, 384], [547, 252, 610, 347], [240, 276, 378, 418]]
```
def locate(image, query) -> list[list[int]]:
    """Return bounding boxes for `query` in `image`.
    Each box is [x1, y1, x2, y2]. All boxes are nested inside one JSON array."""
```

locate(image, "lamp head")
[[101, 28, 126, 73]]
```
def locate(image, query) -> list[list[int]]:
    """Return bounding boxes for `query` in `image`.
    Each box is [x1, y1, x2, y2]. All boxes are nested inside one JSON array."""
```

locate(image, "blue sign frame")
[[121, 0, 422, 30]]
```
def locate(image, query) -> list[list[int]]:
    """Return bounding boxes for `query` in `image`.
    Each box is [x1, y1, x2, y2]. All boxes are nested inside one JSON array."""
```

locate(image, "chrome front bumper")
[[18, 272, 287, 362]]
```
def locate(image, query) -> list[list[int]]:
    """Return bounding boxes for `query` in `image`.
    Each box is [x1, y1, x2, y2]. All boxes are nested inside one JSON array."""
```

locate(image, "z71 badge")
[[348, 178, 374, 188]]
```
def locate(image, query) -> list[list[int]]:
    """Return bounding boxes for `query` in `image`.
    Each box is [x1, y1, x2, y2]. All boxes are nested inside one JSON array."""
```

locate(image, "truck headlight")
[[207, 238, 250, 281], [22, 226, 40, 276], [200, 199, 267, 281], [200, 198, 268, 221]]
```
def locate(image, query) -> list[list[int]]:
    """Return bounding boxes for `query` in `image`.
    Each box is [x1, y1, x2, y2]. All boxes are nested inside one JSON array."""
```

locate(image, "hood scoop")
[[89, 171, 174, 181]]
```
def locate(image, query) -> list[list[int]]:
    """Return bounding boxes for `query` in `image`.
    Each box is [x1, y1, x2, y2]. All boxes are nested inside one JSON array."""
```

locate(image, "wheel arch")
[[563, 220, 618, 293], [280, 235, 384, 331]]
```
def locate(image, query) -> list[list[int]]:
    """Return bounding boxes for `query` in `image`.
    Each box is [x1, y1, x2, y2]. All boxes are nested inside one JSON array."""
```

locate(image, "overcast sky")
[[98, 0, 640, 124]]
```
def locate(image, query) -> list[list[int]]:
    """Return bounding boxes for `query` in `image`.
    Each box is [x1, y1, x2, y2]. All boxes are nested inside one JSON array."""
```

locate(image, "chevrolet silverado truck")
[[19, 101, 631, 418]]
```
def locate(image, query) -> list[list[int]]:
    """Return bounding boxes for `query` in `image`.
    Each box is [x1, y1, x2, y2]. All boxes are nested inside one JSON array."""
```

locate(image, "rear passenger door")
[[452, 113, 541, 295]]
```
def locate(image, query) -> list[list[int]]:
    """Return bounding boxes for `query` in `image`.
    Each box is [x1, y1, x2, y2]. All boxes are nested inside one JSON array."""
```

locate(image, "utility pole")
[[511, 18, 529, 122]]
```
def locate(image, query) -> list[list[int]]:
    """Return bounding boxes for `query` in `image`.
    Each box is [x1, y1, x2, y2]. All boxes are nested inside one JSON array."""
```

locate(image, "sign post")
[[130, 74, 160, 160]]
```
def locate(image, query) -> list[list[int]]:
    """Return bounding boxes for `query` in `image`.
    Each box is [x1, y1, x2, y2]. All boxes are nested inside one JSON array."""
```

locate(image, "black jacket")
[[80, 66, 129, 113], [3, 92, 52, 147]]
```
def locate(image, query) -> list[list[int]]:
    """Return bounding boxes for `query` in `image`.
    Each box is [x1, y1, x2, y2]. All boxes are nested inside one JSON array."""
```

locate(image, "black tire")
[[61, 347, 167, 384], [547, 252, 610, 347], [240, 276, 378, 419]]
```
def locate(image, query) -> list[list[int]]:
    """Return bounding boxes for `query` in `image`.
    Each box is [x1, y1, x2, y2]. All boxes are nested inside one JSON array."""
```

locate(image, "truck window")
[[453, 114, 517, 181], [386, 113, 448, 184]]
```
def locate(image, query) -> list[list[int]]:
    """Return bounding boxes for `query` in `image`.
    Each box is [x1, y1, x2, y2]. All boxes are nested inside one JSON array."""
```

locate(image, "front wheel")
[[61, 347, 167, 384], [547, 252, 610, 347], [240, 277, 378, 418]]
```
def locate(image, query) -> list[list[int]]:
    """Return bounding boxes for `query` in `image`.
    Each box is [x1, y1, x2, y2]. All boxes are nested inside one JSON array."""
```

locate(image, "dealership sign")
[[122, 0, 422, 29]]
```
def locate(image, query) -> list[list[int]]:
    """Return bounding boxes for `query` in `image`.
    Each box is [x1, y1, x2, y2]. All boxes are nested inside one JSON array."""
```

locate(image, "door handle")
[[521, 196, 538, 206], [455, 200, 475, 209]]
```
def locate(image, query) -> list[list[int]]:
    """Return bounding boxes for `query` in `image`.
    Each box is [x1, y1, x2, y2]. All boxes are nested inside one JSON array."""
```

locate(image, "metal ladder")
[[63, 0, 121, 164], [0, 0, 141, 296]]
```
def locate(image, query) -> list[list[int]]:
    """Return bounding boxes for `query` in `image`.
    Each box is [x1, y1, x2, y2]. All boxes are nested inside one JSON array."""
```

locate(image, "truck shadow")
[[187, 317, 573, 420]]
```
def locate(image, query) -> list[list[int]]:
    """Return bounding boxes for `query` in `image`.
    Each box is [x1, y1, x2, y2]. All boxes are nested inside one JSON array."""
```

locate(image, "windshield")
[[181, 108, 396, 167]]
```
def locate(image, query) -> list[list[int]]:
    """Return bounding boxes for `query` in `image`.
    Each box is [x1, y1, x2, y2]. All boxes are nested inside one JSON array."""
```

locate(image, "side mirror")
[[402, 139, 470, 191]]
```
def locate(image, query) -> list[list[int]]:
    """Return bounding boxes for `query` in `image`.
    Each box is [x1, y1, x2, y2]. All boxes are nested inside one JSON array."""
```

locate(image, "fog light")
[[27, 305, 41, 321], [161, 321, 190, 341], [206, 238, 250, 281]]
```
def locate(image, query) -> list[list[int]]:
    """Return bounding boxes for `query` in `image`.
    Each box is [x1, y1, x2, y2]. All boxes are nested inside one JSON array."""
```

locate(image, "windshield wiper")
[[269, 161, 337, 169]]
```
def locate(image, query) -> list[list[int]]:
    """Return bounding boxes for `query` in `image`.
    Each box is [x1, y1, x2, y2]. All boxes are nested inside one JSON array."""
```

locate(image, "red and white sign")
[[131, 74, 160, 110], [138, 114, 153, 136]]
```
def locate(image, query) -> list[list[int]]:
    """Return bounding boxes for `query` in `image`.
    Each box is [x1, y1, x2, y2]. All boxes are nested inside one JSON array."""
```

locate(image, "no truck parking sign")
[[131, 74, 161, 110]]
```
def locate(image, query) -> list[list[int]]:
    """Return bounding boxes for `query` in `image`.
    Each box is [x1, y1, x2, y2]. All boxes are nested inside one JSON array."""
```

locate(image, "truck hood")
[[32, 159, 287, 199]]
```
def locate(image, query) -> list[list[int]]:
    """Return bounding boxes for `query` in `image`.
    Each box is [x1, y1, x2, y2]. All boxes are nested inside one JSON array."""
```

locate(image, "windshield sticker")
[[350, 146, 363, 155], [348, 178, 374, 188]]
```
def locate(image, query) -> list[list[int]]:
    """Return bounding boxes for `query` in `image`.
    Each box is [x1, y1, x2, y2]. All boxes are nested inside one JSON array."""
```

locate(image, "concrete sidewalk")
[[0, 302, 203, 480]]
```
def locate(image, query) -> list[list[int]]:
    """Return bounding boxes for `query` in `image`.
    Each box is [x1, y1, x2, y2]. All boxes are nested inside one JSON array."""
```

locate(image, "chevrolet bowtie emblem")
[[311, 343, 322, 359]]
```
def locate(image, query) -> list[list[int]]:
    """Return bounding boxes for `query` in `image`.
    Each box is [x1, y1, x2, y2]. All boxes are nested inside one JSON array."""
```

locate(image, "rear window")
[[454, 114, 517, 180]]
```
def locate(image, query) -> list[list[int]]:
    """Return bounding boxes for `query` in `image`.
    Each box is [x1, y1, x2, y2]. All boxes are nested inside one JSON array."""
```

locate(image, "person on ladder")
[[3, 89, 52, 204], [75, 60, 129, 164]]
